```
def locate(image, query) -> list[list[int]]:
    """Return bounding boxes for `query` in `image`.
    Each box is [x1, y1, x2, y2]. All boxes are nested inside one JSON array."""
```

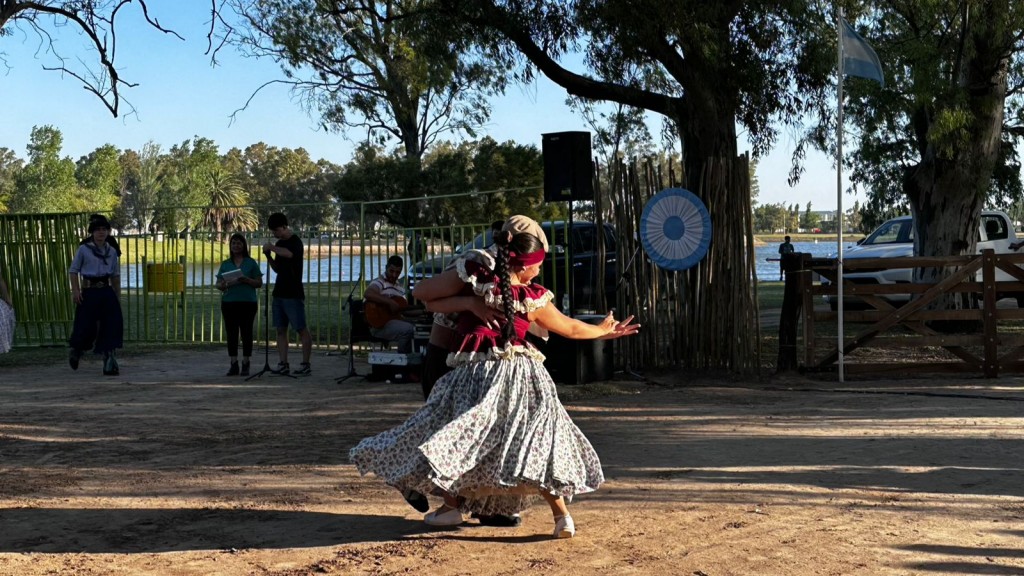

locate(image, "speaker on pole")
[[542, 131, 594, 202]]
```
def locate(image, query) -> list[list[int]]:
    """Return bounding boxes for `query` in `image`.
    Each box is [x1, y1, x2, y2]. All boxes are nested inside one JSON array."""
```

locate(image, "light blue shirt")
[[69, 243, 120, 278]]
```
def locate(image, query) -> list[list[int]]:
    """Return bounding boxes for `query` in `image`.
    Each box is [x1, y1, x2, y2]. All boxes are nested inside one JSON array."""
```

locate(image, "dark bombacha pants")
[[69, 286, 124, 354]]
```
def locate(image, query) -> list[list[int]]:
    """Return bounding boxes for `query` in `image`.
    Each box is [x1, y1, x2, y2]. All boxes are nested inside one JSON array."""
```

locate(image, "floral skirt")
[[349, 355, 604, 516], [0, 300, 14, 354]]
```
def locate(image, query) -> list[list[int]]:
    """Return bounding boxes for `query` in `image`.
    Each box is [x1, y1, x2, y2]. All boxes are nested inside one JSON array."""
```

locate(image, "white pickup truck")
[[826, 210, 1020, 309]]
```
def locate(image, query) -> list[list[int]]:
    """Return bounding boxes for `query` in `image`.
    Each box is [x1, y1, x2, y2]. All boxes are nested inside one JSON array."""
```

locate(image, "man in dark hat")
[[68, 214, 124, 375], [81, 214, 121, 256]]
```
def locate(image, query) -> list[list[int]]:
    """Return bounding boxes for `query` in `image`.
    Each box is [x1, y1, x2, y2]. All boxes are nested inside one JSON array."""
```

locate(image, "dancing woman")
[[350, 218, 639, 538]]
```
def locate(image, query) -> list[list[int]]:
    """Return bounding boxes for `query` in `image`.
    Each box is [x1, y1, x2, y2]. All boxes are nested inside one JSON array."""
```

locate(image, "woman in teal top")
[[216, 233, 263, 376]]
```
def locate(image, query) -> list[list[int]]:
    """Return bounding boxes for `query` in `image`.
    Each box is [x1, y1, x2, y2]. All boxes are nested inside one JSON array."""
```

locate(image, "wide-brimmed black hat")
[[88, 214, 111, 233]]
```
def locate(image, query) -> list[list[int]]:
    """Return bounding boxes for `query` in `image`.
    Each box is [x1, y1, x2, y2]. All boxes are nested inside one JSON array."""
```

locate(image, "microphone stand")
[[613, 244, 645, 382], [336, 274, 366, 384], [248, 254, 295, 380]]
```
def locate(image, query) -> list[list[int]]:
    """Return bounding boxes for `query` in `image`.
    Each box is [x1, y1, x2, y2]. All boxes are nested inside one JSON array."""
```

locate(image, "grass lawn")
[[756, 281, 785, 310], [2, 282, 793, 370]]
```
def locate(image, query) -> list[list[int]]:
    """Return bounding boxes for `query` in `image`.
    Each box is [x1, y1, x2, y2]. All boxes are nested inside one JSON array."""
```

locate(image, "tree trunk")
[[676, 100, 759, 372], [907, 5, 1009, 287]]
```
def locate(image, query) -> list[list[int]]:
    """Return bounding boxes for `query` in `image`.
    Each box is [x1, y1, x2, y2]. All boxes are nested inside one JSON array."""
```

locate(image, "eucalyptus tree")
[[120, 141, 164, 234], [800, 202, 820, 232], [235, 143, 272, 209], [467, 137, 561, 223], [155, 138, 222, 234], [222, 0, 500, 162], [0, 0, 185, 116], [437, 0, 834, 370], [0, 148, 24, 213], [753, 203, 789, 234], [75, 144, 123, 214], [233, 143, 338, 230], [9, 126, 77, 214], [334, 143, 425, 227], [812, 2, 1024, 284]]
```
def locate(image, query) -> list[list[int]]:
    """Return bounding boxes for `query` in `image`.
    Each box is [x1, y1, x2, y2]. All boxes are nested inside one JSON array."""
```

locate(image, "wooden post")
[[776, 252, 806, 373], [982, 249, 998, 378], [179, 255, 187, 341], [142, 256, 149, 339], [799, 254, 815, 367]]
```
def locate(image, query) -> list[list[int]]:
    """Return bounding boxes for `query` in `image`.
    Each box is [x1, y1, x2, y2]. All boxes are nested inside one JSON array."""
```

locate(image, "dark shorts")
[[272, 297, 307, 331]]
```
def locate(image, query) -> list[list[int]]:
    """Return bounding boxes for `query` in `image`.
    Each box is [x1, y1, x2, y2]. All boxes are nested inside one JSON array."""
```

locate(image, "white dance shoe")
[[553, 515, 575, 538], [424, 506, 464, 526]]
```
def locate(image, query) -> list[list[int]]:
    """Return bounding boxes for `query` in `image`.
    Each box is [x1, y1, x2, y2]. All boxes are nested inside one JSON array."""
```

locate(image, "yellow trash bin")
[[145, 263, 185, 293]]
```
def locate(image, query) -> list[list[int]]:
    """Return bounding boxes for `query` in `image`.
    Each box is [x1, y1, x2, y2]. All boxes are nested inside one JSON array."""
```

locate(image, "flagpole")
[[836, 7, 846, 383]]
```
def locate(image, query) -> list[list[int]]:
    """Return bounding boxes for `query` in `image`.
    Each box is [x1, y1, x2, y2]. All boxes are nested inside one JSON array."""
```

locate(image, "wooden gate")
[[777, 250, 1024, 377]]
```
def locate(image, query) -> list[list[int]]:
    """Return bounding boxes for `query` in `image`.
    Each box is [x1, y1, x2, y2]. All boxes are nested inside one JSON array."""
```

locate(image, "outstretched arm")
[[532, 303, 640, 340]]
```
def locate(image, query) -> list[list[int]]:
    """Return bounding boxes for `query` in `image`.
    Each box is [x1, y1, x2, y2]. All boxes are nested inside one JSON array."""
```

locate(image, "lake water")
[[754, 241, 849, 281], [120, 254, 391, 288], [120, 241, 845, 288]]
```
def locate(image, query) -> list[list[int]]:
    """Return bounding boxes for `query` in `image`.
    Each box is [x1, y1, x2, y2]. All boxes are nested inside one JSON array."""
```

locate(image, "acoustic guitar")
[[365, 295, 413, 328]]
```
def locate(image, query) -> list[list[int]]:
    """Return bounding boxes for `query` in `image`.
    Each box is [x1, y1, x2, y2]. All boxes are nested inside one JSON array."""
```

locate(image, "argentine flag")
[[841, 19, 884, 87]]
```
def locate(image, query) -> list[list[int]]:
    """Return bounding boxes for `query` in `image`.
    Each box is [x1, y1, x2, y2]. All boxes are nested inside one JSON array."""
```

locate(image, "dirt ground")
[[2, 347, 1024, 576]]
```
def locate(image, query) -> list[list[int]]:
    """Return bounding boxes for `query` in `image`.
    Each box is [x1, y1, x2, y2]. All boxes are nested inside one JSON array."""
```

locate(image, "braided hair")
[[493, 230, 545, 347]]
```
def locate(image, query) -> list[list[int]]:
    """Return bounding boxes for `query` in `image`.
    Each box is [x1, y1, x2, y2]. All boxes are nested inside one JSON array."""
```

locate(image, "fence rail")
[[777, 250, 1024, 377]]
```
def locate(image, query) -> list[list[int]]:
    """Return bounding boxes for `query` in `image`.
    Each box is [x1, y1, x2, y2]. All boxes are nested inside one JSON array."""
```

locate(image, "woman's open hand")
[[597, 313, 640, 340], [469, 299, 505, 331]]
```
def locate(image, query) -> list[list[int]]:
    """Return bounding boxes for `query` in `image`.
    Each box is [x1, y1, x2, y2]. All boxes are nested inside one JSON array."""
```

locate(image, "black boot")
[[226, 361, 240, 376], [239, 360, 250, 376], [103, 351, 119, 376]]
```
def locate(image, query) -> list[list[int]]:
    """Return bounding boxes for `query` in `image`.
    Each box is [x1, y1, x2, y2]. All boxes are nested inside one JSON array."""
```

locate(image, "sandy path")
[[1, 347, 1023, 575]]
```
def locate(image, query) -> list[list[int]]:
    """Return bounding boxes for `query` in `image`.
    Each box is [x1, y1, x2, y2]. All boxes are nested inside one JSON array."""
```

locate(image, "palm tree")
[[203, 166, 259, 241]]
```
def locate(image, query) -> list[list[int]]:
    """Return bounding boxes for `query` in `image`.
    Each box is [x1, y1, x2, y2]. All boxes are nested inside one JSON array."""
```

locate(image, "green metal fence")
[[1, 209, 497, 350], [111, 220, 494, 349], [0, 213, 88, 345], [1, 193, 584, 351]]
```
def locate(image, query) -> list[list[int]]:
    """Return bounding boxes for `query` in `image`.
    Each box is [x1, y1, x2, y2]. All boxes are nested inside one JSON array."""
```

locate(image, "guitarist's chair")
[[336, 297, 391, 384]]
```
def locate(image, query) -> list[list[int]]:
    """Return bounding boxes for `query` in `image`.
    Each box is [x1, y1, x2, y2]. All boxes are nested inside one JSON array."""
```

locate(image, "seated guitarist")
[[364, 255, 415, 353]]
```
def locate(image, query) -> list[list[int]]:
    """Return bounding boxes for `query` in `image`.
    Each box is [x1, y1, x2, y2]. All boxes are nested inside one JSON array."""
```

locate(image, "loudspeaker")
[[543, 131, 593, 202]]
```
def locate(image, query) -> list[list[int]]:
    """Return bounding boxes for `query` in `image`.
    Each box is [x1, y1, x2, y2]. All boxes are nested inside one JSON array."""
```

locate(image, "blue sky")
[[1, 3, 846, 212]]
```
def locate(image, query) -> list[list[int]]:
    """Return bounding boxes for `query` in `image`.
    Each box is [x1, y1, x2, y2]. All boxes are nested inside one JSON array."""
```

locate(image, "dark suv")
[[408, 221, 618, 313]]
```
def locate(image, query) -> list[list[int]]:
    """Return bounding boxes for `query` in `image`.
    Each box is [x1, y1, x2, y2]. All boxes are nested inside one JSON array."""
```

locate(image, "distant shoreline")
[[754, 233, 865, 246]]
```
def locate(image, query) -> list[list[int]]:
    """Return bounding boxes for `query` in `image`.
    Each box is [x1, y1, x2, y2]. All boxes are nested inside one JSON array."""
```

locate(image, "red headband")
[[509, 249, 546, 267]]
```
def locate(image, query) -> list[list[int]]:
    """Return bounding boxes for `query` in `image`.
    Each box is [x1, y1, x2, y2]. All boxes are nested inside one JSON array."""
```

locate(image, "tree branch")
[[463, 1, 681, 117], [5, 0, 183, 116]]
